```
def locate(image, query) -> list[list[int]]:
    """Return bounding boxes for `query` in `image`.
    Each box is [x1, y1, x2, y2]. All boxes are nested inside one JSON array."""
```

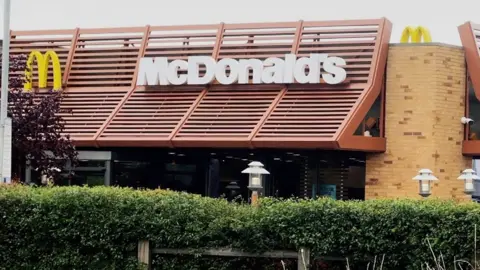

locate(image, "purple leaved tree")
[[1, 54, 78, 183]]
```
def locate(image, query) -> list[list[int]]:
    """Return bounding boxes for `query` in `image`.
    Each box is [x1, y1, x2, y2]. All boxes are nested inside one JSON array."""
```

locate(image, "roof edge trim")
[[459, 22, 480, 100], [335, 18, 392, 150]]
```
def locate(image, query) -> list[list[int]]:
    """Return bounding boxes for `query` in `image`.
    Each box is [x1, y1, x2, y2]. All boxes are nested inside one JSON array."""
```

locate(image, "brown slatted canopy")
[[9, 18, 392, 151]]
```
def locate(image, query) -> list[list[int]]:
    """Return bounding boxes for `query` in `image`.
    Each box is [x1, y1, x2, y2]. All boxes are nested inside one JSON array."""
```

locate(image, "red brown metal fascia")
[[459, 22, 480, 155], [9, 18, 392, 151], [335, 18, 391, 151]]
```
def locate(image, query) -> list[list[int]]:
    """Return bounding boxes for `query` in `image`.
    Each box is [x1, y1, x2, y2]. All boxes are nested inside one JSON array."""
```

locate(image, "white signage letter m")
[[136, 57, 169, 86]]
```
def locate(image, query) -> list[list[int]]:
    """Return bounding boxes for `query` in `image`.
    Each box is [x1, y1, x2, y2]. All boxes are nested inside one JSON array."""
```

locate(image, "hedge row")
[[0, 185, 479, 269]]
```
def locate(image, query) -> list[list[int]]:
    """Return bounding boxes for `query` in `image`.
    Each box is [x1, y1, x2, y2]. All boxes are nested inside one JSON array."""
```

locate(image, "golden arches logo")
[[24, 50, 62, 91], [400, 26, 432, 43]]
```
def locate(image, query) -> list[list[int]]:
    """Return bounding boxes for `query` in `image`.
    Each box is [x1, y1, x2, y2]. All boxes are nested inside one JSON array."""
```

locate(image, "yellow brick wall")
[[365, 44, 472, 200]]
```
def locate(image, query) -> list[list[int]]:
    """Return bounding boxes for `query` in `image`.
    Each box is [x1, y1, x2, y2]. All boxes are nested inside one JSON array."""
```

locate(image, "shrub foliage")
[[0, 185, 479, 269]]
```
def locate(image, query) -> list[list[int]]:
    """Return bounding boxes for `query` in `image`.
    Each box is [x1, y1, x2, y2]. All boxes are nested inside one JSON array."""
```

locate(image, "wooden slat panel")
[[174, 85, 281, 139], [32, 90, 127, 140], [9, 30, 76, 88], [9, 19, 390, 150], [11, 19, 383, 91], [254, 86, 364, 139], [297, 22, 379, 84], [145, 25, 218, 59], [99, 86, 203, 138], [217, 23, 297, 60], [251, 20, 386, 143], [67, 28, 145, 87], [143, 25, 219, 79]]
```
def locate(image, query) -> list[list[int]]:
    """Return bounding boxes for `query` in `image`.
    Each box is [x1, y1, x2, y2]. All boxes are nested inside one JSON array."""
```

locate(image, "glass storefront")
[[25, 149, 366, 201], [107, 148, 366, 201], [59, 160, 107, 186], [25, 151, 112, 186]]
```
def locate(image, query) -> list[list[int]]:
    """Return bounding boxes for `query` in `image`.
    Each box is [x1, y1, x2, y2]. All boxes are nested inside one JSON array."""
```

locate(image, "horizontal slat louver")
[[99, 86, 203, 146], [253, 21, 381, 144], [7, 19, 390, 149], [31, 89, 127, 143], [10, 30, 75, 89], [68, 28, 144, 87], [173, 85, 281, 145], [298, 22, 378, 85], [474, 26, 480, 51], [218, 23, 297, 60], [146, 25, 218, 59], [255, 85, 365, 139], [143, 25, 218, 79]]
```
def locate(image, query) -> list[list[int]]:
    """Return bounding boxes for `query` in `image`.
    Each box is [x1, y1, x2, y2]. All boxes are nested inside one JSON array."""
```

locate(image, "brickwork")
[[366, 44, 472, 200]]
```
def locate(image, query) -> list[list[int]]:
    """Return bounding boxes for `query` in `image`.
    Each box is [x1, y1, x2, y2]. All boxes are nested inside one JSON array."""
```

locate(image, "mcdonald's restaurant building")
[[9, 18, 480, 201]]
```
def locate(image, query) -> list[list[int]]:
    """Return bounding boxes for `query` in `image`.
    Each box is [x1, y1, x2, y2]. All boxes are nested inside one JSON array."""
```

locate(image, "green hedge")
[[0, 185, 479, 269]]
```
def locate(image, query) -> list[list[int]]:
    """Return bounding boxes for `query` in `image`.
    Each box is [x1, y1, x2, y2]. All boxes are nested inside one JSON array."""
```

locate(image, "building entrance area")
[[25, 148, 366, 201]]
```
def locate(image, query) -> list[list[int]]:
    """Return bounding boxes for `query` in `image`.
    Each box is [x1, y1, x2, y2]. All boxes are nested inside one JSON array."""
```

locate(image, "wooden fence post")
[[297, 247, 310, 270], [138, 240, 151, 270]]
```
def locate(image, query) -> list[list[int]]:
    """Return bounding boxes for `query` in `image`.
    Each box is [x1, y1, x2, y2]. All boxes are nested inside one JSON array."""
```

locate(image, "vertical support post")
[[93, 25, 151, 144], [250, 190, 259, 206], [297, 247, 310, 270], [379, 75, 386, 138], [311, 184, 317, 199], [247, 87, 287, 147], [0, 0, 12, 184], [291, 20, 304, 54], [131, 25, 151, 88], [24, 160, 31, 184], [104, 160, 111, 186], [465, 76, 470, 141], [138, 240, 151, 270], [212, 22, 225, 60], [62, 28, 80, 86]]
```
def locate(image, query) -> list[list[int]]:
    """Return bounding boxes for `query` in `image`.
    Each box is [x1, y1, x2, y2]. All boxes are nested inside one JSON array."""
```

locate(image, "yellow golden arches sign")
[[400, 26, 432, 43], [24, 50, 62, 91]]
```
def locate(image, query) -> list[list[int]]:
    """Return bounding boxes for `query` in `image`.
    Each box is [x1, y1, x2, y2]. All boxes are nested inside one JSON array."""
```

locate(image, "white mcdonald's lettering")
[[136, 54, 347, 86]]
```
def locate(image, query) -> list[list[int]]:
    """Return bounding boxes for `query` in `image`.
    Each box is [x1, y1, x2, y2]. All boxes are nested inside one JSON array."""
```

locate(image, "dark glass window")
[[76, 148, 368, 201], [354, 95, 382, 137]]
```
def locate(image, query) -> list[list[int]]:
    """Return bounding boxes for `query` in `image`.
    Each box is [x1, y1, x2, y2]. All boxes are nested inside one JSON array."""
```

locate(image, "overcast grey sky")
[[2, 0, 479, 45]]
